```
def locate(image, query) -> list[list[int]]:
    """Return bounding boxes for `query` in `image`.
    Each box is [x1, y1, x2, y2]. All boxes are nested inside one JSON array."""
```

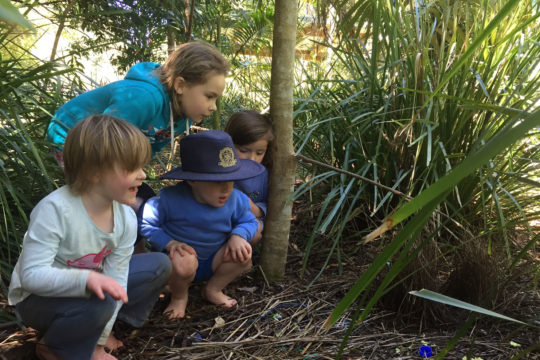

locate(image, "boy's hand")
[[87, 271, 128, 303], [165, 240, 197, 260], [224, 235, 252, 263]]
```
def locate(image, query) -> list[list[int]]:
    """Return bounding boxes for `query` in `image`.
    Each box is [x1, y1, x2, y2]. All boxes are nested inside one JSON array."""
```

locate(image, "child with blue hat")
[[140, 130, 265, 318]]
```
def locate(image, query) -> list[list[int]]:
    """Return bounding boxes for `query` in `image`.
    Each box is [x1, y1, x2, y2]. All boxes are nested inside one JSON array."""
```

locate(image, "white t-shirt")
[[8, 185, 136, 344]]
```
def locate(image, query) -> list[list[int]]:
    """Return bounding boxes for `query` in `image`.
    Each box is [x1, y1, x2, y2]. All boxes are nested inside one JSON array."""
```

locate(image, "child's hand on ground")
[[224, 234, 252, 263], [165, 240, 197, 259], [87, 272, 128, 303]]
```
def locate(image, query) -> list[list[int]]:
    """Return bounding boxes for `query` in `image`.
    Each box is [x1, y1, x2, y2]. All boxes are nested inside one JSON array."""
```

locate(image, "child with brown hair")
[[9, 115, 171, 360], [48, 41, 229, 155], [47, 41, 230, 252], [224, 110, 274, 243]]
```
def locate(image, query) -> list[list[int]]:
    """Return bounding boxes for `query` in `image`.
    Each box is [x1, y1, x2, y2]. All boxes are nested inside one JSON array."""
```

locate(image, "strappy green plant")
[[0, 18, 76, 291], [290, 0, 539, 356], [293, 0, 539, 274]]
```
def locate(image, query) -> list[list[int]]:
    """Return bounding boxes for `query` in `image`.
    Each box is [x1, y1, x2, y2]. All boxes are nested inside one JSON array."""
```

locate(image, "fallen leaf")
[[237, 286, 258, 293], [213, 316, 225, 328]]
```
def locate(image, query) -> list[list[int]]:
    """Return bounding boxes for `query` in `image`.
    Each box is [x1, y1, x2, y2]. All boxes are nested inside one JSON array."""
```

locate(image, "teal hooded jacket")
[[47, 62, 189, 154]]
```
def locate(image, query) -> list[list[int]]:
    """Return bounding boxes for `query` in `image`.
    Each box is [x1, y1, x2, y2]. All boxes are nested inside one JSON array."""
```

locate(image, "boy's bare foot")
[[201, 286, 237, 309], [92, 345, 117, 360], [164, 294, 188, 319], [105, 333, 124, 351]]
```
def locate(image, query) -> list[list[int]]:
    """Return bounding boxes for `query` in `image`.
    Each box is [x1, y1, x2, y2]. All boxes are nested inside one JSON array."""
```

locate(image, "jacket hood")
[[124, 62, 166, 95]]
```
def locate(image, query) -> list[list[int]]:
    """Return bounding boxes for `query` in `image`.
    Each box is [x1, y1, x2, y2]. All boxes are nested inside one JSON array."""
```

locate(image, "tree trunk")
[[167, 24, 176, 54], [184, 0, 195, 42], [50, 2, 75, 62], [260, 0, 298, 281]]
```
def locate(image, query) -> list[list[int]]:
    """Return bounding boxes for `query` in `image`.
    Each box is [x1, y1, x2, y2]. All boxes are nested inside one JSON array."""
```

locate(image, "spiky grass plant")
[[290, 0, 539, 349], [294, 0, 539, 266], [0, 25, 76, 293]]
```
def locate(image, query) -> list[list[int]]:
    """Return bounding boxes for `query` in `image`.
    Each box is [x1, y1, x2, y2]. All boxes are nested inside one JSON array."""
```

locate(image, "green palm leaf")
[[0, 0, 32, 28], [409, 289, 528, 325]]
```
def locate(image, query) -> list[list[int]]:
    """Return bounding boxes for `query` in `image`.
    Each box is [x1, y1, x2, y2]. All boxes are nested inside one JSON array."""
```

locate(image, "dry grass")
[[0, 198, 538, 359], [1, 242, 538, 359]]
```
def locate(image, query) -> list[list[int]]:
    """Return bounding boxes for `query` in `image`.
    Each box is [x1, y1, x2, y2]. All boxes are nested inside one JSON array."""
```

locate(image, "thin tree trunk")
[[50, 2, 75, 62], [167, 24, 176, 54], [184, 0, 195, 42], [260, 0, 298, 281], [212, 7, 222, 130]]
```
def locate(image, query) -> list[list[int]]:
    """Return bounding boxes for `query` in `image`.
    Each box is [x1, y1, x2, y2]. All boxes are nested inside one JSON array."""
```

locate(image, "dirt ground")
[[1, 244, 538, 359], [1, 205, 539, 359]]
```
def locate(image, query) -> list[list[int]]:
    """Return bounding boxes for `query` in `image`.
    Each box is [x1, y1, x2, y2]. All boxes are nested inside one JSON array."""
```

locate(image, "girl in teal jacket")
[[48, 41, 229, 157]]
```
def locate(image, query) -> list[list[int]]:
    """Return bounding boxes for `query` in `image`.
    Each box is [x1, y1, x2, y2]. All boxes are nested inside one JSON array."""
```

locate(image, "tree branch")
[[295, 154, 411, 199]]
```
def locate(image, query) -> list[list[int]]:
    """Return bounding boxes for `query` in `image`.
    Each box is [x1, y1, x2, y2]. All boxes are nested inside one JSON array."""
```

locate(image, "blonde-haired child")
[[9, 115, 171, 360]]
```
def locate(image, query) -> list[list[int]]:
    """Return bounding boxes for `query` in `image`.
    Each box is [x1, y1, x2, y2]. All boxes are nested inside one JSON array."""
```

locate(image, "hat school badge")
[[218, 147, 237, 168], [160, 130, 264, 181]]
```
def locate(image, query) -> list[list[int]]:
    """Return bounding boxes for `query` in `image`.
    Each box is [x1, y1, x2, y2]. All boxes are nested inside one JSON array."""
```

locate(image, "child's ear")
[[174, 77, 186, 95], [89, 170, 102, 184]]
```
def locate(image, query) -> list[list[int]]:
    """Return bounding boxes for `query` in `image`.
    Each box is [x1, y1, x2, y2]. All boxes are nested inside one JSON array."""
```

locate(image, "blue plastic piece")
[[419, 345, 432, 357]]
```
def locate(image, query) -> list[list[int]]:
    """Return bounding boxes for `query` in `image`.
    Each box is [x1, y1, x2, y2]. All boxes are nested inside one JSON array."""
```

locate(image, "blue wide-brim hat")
[[161, 130, 265, 181]]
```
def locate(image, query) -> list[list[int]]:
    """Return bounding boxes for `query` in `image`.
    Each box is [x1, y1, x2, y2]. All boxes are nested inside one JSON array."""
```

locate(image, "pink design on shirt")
[[67, 246, 112, 269]]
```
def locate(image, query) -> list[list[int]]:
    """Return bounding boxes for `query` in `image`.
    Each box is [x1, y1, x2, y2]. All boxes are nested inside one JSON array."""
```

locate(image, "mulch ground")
[[1, 239, 538, 359], [1, 187, 539, 359]]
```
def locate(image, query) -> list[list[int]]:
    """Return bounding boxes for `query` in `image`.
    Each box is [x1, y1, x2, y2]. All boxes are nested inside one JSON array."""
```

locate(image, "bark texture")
[[260, 0, 298, 281]]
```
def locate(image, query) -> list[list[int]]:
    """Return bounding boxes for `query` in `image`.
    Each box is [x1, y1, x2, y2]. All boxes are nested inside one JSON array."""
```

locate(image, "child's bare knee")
[[239, 258, 252, 270], [171, 254, 197, 278]]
